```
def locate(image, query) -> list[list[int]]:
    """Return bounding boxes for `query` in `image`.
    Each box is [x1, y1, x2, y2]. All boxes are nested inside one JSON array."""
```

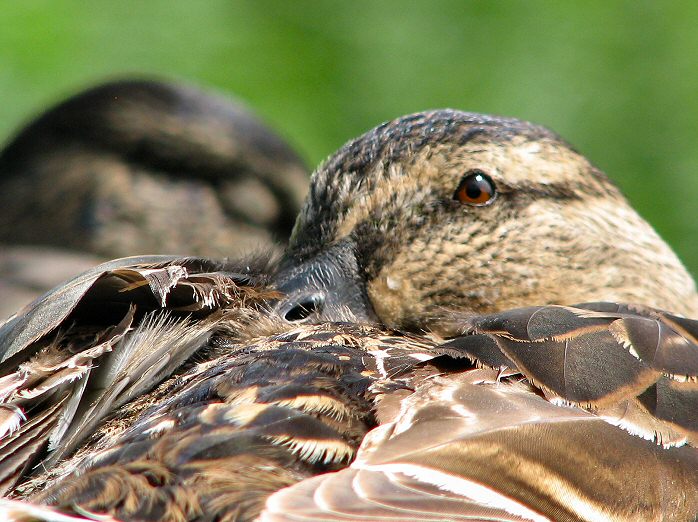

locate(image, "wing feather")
[[0, 255, 273, 493], [263, 304, 698, 521], [264, 368, 698, 521]]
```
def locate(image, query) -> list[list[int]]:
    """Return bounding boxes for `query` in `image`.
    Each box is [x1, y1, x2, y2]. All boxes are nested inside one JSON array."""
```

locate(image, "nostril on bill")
[[283, 294, 325, 322]]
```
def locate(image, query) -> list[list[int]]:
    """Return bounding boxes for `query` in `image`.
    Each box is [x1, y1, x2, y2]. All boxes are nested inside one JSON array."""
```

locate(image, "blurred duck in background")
[[0, 79, 309, 318]]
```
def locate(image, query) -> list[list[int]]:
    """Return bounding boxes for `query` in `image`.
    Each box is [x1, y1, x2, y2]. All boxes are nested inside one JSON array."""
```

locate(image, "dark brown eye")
[[454, 170, 496, 206]]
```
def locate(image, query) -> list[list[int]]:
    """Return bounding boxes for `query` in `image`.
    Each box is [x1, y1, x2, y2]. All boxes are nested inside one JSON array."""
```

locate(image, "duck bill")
[[274, 239, 377, 324]]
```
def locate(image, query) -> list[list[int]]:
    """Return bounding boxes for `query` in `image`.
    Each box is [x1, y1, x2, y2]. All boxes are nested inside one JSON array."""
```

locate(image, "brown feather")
[[3, 108, 698, 522], [264, 368, 698, 522]]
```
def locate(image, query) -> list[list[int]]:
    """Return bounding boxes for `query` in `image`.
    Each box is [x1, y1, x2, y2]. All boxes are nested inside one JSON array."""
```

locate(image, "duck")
[[0, 79, 309, 317], [0, 109, 697, 521]]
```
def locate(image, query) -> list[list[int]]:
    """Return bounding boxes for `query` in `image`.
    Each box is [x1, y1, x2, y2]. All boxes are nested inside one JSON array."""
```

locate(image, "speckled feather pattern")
[[288, 110, 698, 327], [2, 106, 698, 522]]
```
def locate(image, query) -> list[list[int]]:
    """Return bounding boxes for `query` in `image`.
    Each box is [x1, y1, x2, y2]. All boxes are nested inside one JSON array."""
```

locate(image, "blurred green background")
[[1, 1, 697, 276]]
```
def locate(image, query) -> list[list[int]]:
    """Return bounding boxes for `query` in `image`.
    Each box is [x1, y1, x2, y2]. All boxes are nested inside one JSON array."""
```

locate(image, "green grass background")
[[1, 1, 697, 277]]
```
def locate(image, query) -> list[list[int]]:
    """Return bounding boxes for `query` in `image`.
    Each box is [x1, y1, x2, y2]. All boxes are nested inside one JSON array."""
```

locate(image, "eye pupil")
[[465, 176, 484, 199], [454, 170, 496, 206]]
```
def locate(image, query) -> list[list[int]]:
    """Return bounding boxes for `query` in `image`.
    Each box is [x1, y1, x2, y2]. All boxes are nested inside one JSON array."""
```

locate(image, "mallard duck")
[[1, 110, 698, 521], [0, 79, 308, 317]]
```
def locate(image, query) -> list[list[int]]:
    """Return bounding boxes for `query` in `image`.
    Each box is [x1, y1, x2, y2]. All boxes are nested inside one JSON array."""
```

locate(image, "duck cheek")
[[367, 274, 420, 329]]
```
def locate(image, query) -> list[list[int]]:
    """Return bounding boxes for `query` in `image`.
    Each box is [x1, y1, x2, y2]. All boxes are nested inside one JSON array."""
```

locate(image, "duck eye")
[[454, 170, 496, 206]]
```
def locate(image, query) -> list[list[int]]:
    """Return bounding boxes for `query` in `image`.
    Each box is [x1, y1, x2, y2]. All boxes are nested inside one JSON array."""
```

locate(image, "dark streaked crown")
[[289, 110, 583, 259]]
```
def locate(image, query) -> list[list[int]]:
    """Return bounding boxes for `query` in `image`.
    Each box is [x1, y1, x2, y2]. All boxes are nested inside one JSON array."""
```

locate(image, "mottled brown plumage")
[[1, 109, 698, 521]]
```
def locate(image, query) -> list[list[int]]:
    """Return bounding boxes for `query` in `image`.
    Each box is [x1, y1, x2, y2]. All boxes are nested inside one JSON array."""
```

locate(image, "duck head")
[[275, 110, 698, 330]]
